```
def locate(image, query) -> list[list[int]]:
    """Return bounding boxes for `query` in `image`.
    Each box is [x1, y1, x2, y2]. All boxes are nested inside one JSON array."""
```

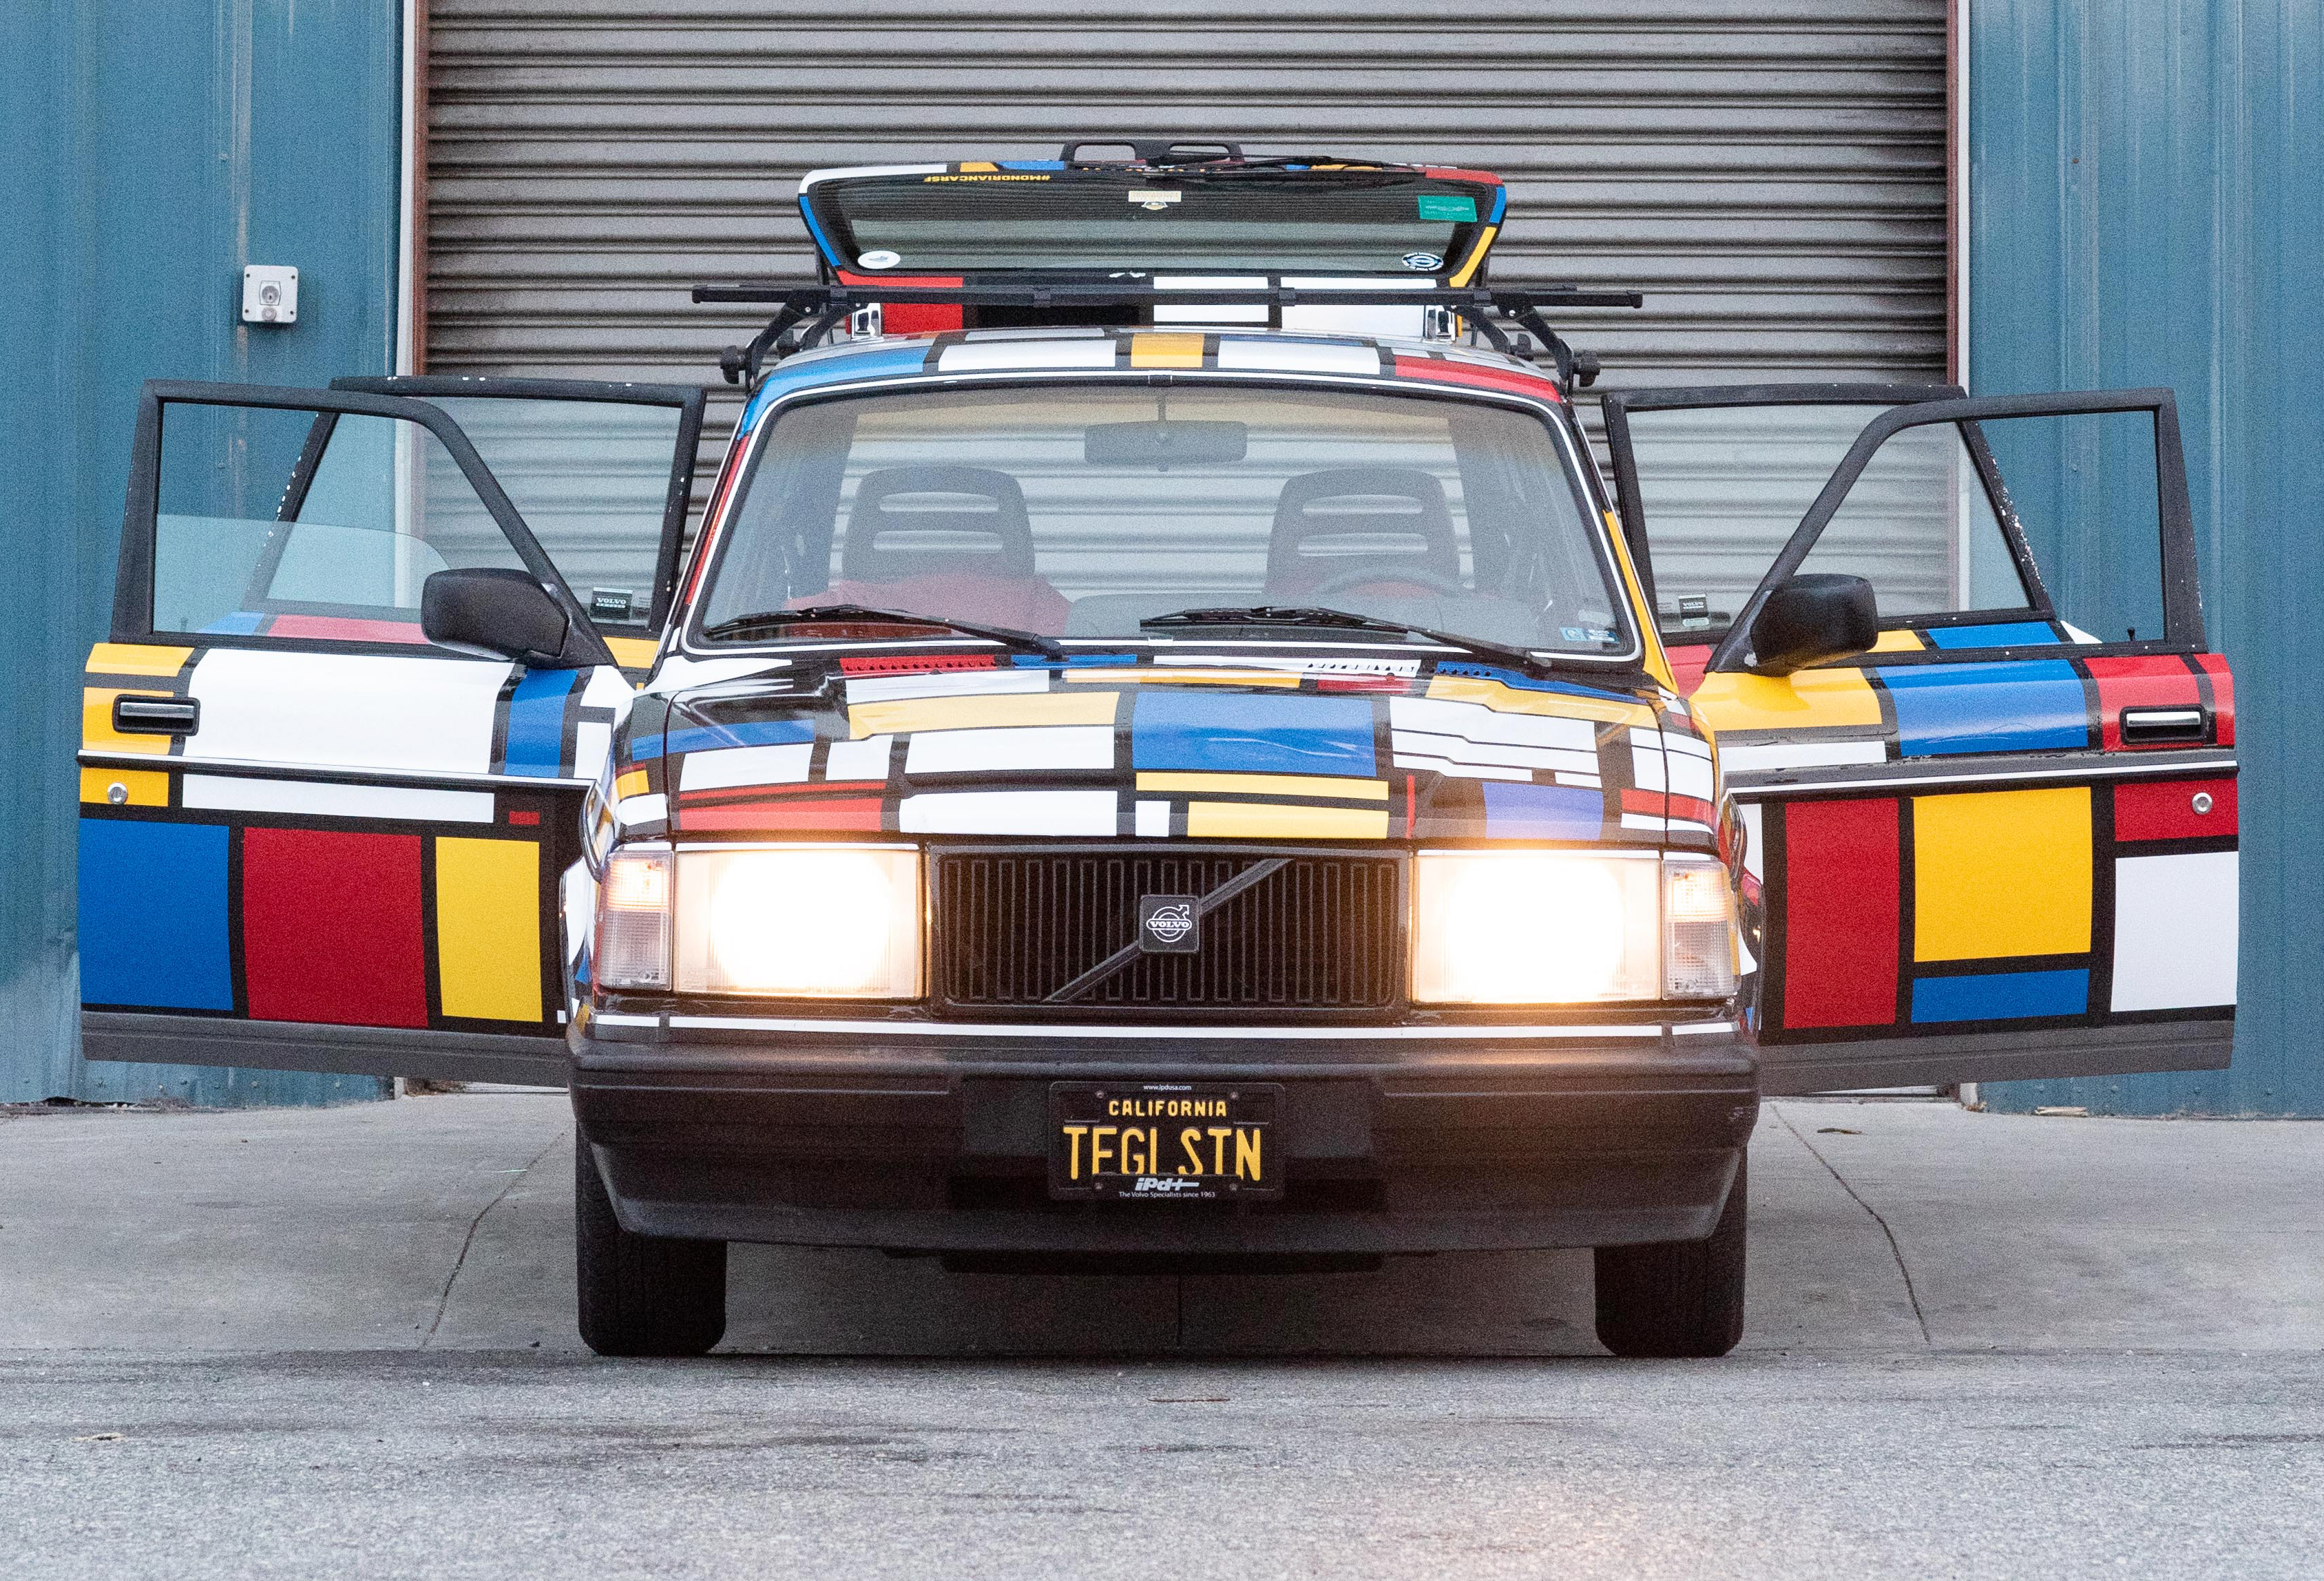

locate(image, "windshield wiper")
[[702, 603, 1065, 660], [1140, 605, 1581, 679]]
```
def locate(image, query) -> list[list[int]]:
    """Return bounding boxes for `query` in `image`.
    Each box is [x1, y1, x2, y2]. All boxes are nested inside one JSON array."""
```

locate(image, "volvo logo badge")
[[1138, 895, 1200, 953]]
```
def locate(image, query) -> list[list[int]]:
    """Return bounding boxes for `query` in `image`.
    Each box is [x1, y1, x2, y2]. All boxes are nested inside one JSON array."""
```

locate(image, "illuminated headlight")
[[1410, 852, 1737, 1004], [593, 844, 922, 998], [676, 845, 922, 998]]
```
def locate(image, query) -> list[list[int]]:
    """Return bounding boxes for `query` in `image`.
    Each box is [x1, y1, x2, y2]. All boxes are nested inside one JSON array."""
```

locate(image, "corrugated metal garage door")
[[423, 1, 1948, 394]]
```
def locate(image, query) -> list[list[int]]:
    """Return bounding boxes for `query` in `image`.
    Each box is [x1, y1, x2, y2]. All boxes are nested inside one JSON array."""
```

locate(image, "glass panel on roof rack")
[[807, 169, 1499, 278]]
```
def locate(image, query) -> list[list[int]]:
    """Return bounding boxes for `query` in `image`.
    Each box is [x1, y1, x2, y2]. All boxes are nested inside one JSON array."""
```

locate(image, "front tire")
[[575, 1139, 727, 1357], [1593, 1155, 1747, 1358]]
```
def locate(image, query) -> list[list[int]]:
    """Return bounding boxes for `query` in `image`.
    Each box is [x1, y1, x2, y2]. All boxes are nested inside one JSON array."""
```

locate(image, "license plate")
[[1047, 1082, 1281, 1201]]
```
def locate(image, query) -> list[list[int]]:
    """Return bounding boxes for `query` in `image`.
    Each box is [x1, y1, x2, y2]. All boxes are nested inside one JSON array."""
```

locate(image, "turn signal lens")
[[1411, 852, 1660, 1003], [594, 848, 672, 990], [674, 846, 921, 998], [1664, 859, 1739, 999]]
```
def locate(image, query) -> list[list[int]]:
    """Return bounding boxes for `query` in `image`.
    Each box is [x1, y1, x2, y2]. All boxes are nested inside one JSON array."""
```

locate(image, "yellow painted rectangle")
[[1069, 668, 1301, 688], [1424, 673, 1655, 728], [1185, 802, 1390, 839], [81, 767, 169, 806], [83, 688, 174, 755], [1129, 333, 1206, 368], [1689, 668, 1885, 733], [1138, 772, 1389, 802], [603, 636, 658, 669], [849, 689, 1119, 738], [434, 837, 543, 1022], [86, 643, 193, 678], [1872, 629, 1925, 653], [1913, 786, 2091, 961], [614, 768, 650, 799]]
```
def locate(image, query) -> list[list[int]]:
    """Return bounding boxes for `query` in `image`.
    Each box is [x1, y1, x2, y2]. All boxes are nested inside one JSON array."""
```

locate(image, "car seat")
[[1264, 467, 1461, 600], [815, 464, 1068, 633]]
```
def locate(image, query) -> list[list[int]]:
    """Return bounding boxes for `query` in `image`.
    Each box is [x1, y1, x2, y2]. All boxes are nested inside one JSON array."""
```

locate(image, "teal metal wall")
[[1973, 0, 2324, 1113], [1, 1, 402, 1105]]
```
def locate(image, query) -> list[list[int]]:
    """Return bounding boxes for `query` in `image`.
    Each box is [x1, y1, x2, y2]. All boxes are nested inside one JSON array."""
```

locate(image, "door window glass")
[[1620, 404, 1904, 641], [153, 402, 527, 642], [1794, 422, 2033, 619], [1974, 411, 2166, 645], [408, 396, 685, 629]]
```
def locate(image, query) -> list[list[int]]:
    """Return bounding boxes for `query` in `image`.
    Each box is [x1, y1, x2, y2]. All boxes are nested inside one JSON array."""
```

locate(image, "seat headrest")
[[1266, 466, 1459, 596], [841, 466, 1035, 583]]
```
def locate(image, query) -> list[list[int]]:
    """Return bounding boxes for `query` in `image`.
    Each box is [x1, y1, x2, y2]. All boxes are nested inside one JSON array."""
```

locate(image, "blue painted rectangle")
[[77, 820, 235, 1011], [501, 668, 580, 777], [1911, 968, 2091, 1023], [661, 719, 818, 756], [1877, 660, 2091, 755], [1480, 782, 1603, 839], [1430, 660, 1635, 705], [742, 345, 939, 429], [1924, 621, 2063, 649], [1130, 691, 1376, 776]]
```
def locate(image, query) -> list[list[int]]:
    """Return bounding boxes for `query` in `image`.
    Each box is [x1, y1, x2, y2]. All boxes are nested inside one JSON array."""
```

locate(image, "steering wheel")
[[1305, 565, 1467, 600]]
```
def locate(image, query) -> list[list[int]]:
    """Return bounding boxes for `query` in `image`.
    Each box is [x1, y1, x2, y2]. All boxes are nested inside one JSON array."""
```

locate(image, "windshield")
[[808, 170, 1497, 277], [695, 383, 1633, 658]]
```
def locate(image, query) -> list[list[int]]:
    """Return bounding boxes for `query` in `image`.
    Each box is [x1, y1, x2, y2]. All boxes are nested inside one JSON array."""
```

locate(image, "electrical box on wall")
[[241, 265, 299, 324]]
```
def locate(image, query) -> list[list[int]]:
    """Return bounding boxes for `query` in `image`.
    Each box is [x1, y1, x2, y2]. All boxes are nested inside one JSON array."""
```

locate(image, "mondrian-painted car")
[[79, 148, 2237, 1358]]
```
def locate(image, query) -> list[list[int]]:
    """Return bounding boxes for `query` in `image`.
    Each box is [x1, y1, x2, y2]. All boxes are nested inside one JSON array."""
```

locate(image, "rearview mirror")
[[1083, 419, 1248, 469], [1748, 574, 1878, 676], [422, 567, 578, 668]]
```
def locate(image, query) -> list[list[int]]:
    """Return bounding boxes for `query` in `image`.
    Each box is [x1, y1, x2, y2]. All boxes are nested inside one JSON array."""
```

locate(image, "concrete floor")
[[2, 1092, 2320, 1578]]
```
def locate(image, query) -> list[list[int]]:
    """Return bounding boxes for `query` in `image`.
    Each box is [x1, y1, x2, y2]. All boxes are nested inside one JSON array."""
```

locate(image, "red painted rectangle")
[[1780, 799, 1901, 1029], [1666, 644, 1714, 697], [2114, 777, 2237, 841], [2195, 652, 2237, 744], [1620, 788, 1667, 817], [838, 653, 1001, 676], [2086, 654, 2204, 750], [1390, 354, 1561, 402], [264, 615, 430, 645], [678, 796, 886, 833], [240, 828, 428, 1027]]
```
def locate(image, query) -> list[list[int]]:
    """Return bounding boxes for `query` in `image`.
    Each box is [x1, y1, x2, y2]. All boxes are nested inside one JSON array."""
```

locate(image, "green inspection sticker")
[[1417, 193, 1478, 222]]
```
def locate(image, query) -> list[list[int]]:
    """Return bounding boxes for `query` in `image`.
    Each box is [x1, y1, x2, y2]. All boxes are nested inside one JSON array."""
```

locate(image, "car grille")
[[931, 848, 1403, 1015]]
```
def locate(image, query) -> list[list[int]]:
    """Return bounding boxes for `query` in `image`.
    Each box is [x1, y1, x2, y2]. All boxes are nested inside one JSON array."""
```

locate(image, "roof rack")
[[691, 280, 1645, 392]]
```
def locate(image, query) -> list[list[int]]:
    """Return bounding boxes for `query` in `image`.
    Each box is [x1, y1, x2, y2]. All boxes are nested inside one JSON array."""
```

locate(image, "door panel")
[[81, 383, 636, 1087], [1607, 388, 2235, 1093]]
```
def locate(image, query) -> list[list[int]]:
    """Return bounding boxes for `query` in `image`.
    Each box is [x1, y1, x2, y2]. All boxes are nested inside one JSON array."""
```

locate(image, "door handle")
[[2117, 705, 2206, 745], [112, 695, 200, 736]]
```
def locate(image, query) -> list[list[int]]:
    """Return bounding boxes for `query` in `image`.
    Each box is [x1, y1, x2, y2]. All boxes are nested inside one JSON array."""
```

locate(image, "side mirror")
[[1748, 574, 1878, 676], [422, 567, 578, 667]]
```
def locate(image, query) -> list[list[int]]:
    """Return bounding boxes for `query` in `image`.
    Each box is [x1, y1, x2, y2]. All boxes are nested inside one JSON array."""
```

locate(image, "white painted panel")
[[824, 735, 894, 781], [186, 649, 509, 775], [180, 776, 495, 823], [898, 790, 1117, 835], [845, 669, 1051, 704], [1388, 695, 1593, 752], [1215, 339, 1381, 375], [1135, 799, 1171, 837], [904, 725, 1116, 774], [680, 742, 814, 790], [935, 339, 1116, 372], [1720, 740, 1892, 775], [2112, 851, 2239, 1011], [614, 793, 668, 828]]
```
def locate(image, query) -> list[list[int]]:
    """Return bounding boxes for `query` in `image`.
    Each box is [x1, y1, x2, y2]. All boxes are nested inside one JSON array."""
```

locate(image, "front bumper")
[[570, 1013, 1757, 1257]]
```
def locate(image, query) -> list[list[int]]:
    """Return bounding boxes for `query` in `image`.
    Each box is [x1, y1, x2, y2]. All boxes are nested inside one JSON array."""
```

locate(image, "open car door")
[[1604, 386, 2235, 1095], [78, 379, 702, 1087]]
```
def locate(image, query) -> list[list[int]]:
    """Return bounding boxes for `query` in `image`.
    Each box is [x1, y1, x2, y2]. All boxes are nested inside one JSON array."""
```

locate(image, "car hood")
[[600, 655, 1717, 852]]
